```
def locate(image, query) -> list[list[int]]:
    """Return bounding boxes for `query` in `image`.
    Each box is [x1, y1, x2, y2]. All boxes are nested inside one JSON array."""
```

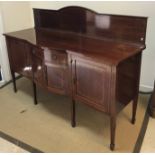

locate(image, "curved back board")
[[33, 6, 147, 44]]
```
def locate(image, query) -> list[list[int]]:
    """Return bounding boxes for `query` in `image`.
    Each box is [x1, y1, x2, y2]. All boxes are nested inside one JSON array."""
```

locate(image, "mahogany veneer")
[[4, 6, 147, 151]]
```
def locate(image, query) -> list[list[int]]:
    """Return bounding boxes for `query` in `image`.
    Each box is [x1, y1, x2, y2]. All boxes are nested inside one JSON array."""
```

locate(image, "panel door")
[[71, 56, 110, 112], [6, 37, 33, 78]]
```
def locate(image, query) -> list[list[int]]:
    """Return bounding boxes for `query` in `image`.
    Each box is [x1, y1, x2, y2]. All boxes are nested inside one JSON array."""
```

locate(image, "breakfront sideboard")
[[4, 6, 147, 150]]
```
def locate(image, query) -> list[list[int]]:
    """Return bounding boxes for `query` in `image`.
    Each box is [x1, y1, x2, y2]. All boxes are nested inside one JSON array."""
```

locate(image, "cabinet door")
[[32, 48, 45, 86], [44, 49, 68, 95], [71, 56, 110, 113], [6, 38, 33, 78]]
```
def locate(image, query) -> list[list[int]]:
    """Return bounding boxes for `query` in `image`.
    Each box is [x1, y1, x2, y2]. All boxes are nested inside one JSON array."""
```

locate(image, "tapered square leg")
[[110, 116, 116, 151], [11, 70, 17, 93], [148, 82, 155, 118], [71, 99, 76, 127], [32, 82, 37, 105], [131, 96, 138, 124]]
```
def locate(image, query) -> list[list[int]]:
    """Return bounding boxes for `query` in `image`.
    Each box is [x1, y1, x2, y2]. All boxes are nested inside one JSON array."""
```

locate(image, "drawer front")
[[44, 48, 67, 66]]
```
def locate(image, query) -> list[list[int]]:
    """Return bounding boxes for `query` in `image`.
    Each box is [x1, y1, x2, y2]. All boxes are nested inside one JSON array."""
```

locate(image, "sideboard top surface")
[[4, 28, 145, 65]]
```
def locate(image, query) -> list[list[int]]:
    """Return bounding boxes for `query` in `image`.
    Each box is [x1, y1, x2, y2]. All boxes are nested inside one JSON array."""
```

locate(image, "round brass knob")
[[52, 55, 57, 60]]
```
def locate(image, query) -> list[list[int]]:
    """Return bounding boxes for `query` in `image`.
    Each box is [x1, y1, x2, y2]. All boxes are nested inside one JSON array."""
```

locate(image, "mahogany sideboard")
[[4, 6, 147, 150]]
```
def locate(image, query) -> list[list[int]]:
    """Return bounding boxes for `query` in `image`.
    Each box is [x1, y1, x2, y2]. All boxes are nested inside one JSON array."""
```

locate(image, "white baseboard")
[[0, 80, 5, 87], [139, 84, 153, 92], [0, 78, 154, 93]]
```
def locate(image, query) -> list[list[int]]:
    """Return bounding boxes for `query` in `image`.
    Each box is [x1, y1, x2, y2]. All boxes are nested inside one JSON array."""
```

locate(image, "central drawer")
[[44, 48, 67, 66]]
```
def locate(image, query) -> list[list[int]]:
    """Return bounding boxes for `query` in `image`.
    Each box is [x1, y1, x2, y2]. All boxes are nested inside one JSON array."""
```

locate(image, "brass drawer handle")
[[52, 55, 57, 60]]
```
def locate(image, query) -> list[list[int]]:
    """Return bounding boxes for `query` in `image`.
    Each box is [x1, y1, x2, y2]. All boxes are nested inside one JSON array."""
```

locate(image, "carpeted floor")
[[0, 78, 149, 152], [141, 117, 155, 152], [0, 137, 27, 153]]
